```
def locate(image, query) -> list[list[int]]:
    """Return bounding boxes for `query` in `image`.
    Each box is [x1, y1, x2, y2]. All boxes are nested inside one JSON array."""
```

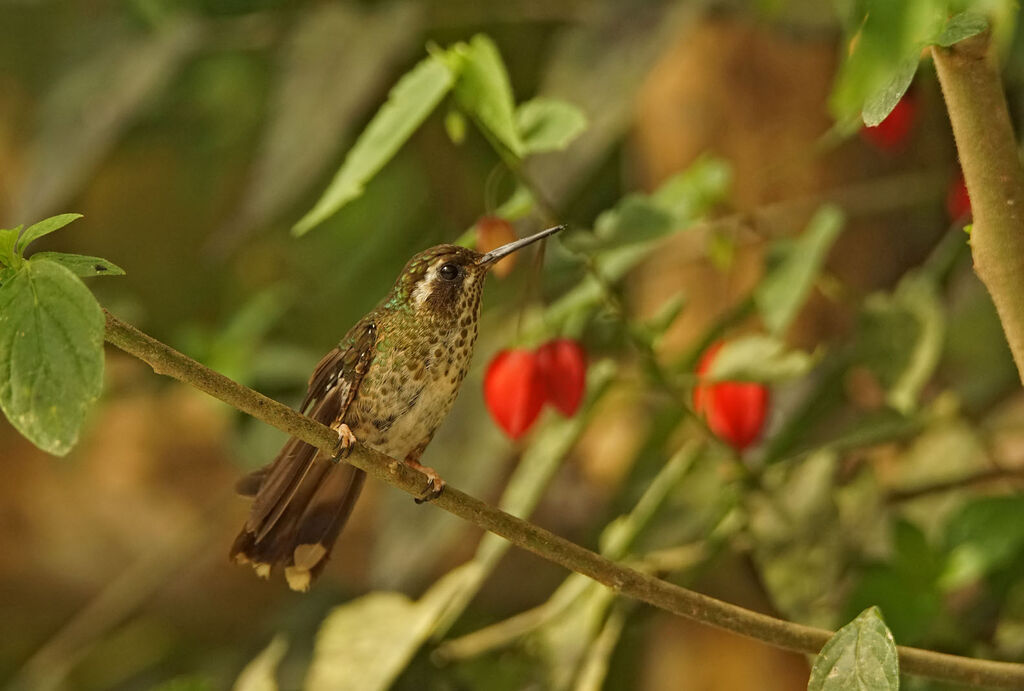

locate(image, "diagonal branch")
[[102, 310, 1024, 688]]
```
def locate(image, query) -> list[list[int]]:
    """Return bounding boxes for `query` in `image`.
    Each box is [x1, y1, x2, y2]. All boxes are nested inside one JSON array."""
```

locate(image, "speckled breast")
[[346, 317, 479, 461]]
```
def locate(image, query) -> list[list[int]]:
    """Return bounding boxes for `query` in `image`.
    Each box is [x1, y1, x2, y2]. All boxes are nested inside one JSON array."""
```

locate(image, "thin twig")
[[886, 467, 1024, 504], [101, 310, 1024, 688]]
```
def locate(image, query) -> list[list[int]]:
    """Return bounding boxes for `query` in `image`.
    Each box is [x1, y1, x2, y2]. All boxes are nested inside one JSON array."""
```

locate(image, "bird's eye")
[[439, 263, 459, 281]]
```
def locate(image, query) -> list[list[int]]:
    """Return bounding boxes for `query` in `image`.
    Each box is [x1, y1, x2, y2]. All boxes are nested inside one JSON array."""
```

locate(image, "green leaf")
[[444, 108, 467, 145], [431, 361, 618, 635], [638, 291, 687, 345], [305, 569, 469, 691], [593, 196, 675, 245], [225, 3, 421, 241], [705, 335, 817, 383], [599, 441, 700, 558], [808, 607, 899, 691], [450, 35, 523, 158], [233, 636, 286, 691], [933, 11, 989, 47], [30, 252, 125, 278], [750, 451, 844, 626], [585, 156, 731, 251], [862, 57, 919, 127], [547, 157, 729, 327], [495, 185, 534, 220], [0, 227, 20, 268], [844, 522, 943, 645], [15, 213, 83, 255], [293, 54, 455, 235], [540, 446, 699, 688], [516, 97, 587, 153], [942, 495, 1024, 589], [650, 156, 732, 220], [829, 0, 944, 127], [756, 205, 843, 335], [0, 259, 105, 455], [857, 274, 944, 414]]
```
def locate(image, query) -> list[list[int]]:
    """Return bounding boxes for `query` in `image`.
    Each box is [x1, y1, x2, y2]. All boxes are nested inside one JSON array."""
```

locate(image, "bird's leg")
[[405, 436, 445, 503], [330, 423, 357, 462]]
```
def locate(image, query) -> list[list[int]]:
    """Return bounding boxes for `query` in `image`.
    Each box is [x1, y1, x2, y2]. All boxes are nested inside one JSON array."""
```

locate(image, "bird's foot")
[[331, 424, 357, 461], [405, 458, 445, 503]]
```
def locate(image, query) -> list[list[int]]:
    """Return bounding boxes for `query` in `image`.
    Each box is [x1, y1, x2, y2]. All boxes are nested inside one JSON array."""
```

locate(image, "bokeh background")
[[2, 1, 1023, 690]]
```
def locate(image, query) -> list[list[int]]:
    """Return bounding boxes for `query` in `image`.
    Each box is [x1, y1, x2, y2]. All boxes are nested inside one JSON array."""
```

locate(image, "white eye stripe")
[[411, 273, 436, 308]]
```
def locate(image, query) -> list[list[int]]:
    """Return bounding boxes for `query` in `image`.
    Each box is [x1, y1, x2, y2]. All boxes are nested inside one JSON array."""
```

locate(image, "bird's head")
[[386, 224, 564, 321]]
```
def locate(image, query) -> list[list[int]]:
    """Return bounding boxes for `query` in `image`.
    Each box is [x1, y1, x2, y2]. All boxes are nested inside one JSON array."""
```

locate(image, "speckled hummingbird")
[[230, 224, 564, 591]]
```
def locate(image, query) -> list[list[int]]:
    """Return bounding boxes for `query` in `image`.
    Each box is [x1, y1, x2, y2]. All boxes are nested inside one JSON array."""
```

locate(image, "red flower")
[[860, 93, 917, 152], [946, 173, 971, 221], [693, 342, 769, 451], [536, 339, 587, 416], [484, 349, 546, 439]]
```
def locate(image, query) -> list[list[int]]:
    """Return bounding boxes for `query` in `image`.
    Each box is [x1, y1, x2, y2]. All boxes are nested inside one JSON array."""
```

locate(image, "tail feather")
[[230, 438, 366, 591]]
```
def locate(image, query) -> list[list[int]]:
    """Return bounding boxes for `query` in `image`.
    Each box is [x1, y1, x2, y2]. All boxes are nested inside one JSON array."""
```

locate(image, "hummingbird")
[[230, 224, 564, 591]]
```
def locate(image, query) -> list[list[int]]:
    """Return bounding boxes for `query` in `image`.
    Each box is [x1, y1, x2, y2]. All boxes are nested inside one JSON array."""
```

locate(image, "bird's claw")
[[331, 424, 357, 462], [407, 461, 445, 504]]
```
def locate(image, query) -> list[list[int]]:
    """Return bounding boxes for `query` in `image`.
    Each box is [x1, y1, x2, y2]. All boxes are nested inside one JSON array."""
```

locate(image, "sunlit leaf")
[[445, 108, 468, 145], [293, 54, 455, 235], [450, 35, 523, 158], [808, 607, 899, 691], [234, 636, 287, 691], [705, 335, 817, 383], [0, 259, 105, 455], [16, 213, 83, 255], [756, 205, 843, 335], [30, 252, 125, 278], [934, 11, 989, 47], [225, 3, 421, 242], [516, 97, 587, 153], [0, 227, 20, 268]]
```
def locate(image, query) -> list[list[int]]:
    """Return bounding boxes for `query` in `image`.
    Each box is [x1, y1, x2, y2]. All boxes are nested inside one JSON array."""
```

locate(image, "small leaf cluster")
[[831, 2, 989, 128], [293, 34, 587, 236], [0, 214, 122, 455]]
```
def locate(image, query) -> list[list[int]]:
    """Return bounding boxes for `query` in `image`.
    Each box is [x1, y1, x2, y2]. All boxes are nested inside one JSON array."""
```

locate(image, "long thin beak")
[[477, 224, 565, 266]]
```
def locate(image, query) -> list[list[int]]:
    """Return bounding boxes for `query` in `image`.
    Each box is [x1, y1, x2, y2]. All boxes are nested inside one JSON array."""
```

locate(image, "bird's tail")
[[230, 436, 366, 591]]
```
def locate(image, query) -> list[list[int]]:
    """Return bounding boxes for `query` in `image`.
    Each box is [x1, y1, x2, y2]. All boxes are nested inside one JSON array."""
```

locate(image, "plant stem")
[[885, 466, 1024, 504], [102, 310, 1024, 688], [932, 31, 1024, 384]]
